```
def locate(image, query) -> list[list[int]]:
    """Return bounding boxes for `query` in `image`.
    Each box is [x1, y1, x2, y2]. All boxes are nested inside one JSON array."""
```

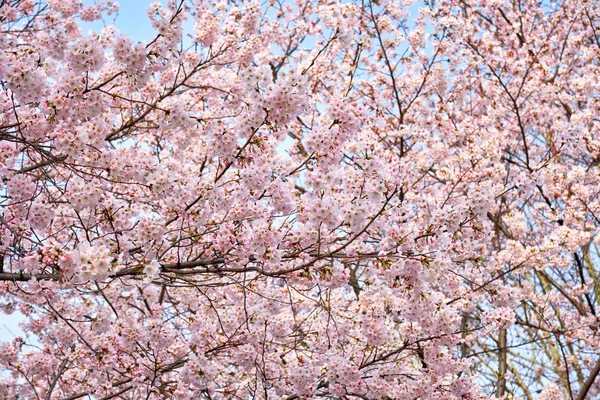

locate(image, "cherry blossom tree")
[[1, 0, 599, 398]]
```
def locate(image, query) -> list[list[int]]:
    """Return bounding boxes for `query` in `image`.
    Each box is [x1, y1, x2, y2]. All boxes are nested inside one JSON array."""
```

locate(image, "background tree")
[[0, 0, 599, 398]]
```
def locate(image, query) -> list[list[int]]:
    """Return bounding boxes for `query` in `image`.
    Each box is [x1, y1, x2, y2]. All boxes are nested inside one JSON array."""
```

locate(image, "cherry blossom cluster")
[[0, 0, 599, 399]]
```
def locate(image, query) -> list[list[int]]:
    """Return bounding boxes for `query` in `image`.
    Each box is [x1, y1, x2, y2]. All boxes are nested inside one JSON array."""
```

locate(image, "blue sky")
[[82, 0, 160, 42]]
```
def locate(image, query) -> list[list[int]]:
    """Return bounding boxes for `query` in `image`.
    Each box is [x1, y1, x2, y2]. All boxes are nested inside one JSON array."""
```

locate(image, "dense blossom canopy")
[[1, 0, 600, 399]]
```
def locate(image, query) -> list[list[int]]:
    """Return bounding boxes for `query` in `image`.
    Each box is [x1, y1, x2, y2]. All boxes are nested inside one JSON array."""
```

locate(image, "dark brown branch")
[[577, 359, 600, 400]]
